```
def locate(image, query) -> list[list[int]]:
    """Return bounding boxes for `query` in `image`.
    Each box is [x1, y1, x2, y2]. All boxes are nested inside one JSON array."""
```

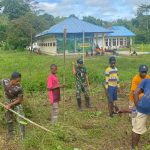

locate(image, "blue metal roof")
[[107, 26, 135, 37], [36, 17, 112, 38]]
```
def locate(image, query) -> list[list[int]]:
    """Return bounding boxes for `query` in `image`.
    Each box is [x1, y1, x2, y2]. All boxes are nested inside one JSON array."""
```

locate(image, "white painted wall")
[[105, 37, 132, 49], [93, 33, 104, 48], [36, 36, 57, 55]]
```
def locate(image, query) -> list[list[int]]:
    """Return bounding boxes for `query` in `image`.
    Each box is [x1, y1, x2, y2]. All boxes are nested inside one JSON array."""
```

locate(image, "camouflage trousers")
[[5, 98, 26, 138], [76, 83, 90, 108]]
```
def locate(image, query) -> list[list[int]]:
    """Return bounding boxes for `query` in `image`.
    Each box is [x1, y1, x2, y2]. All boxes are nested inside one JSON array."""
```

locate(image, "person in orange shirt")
[[118, 65, 149, 115], [129, 65, 149, 126]]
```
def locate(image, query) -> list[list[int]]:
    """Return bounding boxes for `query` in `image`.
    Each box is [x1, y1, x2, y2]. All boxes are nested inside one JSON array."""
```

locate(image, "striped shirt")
[[105, 66, 119, 88]]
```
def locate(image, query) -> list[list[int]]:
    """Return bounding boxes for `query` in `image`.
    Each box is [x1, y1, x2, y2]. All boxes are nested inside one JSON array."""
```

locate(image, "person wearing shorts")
[[129, 65, 149, 126], [105, 56, 120, 117], [131, 78, 150, 149]]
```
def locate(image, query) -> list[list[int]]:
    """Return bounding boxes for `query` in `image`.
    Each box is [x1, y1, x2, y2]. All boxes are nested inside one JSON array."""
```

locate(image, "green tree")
[[0, 0, 32, 20], [137, 4, 150, 16], [135, 4, 150, 43], [83, 16, 108, 27], [0, 14, 9, 42], [7, 12, 49, 49], [40, 13, 55, 28], [54, 16, 66, 24], [83, 16, 99, 25], [69, 14, 78, 19]]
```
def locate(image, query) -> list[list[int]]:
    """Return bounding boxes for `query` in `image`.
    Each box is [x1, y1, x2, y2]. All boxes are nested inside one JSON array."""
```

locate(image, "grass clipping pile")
[[53, 123, 85, 142]]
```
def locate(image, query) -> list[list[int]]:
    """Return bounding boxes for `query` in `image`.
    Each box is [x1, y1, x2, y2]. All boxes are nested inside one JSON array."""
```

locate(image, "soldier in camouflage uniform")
[[72, 59, 91, 110], [0, 72, 26, 139]]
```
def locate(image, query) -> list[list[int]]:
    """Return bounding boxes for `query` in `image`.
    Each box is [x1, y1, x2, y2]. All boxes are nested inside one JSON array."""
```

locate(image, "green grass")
[[117, 44, 150, 52], [133, 44, 150, 52], [0, 50, 150, 150], [0, 50, 150, 92]]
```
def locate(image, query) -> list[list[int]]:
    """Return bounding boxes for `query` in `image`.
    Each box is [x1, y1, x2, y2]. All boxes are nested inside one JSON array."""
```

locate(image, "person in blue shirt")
[[131, 78, 150, 150]]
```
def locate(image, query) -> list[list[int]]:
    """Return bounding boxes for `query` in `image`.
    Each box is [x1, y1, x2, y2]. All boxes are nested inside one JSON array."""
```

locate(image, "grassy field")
[[0, 50, 150, 150], [117, 44, 150, 52]]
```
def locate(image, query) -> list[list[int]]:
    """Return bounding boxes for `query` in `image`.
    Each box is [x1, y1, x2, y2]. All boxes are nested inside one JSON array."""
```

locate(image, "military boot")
[[20, 125, 25, 140], [7, 122, 14, 139], [85, 97, 91, 108], [77, 98, 82, 111]]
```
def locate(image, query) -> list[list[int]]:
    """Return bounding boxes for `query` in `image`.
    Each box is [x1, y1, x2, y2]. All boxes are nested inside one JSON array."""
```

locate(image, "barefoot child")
[[47, 64, 64, 123], [105, 56, 120, 117]]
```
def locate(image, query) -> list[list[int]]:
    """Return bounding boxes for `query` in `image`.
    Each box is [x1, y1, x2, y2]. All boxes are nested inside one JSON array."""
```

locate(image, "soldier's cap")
[[109, 56, 116, 64], [139, 65, 148, 72], [11, 72, 21, 80], [77, 59, 83, 64]]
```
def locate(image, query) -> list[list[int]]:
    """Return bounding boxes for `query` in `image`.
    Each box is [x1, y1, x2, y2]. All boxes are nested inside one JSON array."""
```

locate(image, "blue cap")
[[139, 65, 148, 72], [77, 59, 83, 64], [109, 56, 116, 63]]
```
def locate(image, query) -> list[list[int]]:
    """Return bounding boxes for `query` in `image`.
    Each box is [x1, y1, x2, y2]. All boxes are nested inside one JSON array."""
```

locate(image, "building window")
[[53, 42, 56, 47], [117, 39, 119, 46], [127, 39, 130, 46], [109, 39, 111, 46], [124, 38, 127, 46], [113, 39, 116, 46], [105, 39, 108, 46], [120, 38, 123, 46], [50, 43, 52, 46]]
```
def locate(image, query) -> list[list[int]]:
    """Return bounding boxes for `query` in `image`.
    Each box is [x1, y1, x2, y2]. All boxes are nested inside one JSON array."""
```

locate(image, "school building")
[[105, 26, 135, 49], [35, 17, 135, 55]]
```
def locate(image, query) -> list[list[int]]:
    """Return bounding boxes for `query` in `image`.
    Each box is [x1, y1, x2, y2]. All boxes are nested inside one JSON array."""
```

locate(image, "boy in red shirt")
[[47, 64, 64, 123]]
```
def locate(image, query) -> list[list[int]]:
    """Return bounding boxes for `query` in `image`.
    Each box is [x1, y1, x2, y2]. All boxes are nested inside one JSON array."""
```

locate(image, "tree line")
[[0, 0, 150, 50]]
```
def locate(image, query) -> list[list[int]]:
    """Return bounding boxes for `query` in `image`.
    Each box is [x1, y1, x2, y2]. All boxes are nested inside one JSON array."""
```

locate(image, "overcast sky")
[[37, 0, 150, 21]]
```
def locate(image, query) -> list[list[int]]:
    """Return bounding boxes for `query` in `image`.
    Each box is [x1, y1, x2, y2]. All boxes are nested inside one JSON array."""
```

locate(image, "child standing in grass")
[[105, 56, 120, 117], [47, 64, 64, 123]]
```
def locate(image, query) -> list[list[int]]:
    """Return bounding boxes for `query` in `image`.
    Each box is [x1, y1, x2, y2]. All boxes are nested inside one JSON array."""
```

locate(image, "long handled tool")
[[63, 28, 67, 121], [0, 102, 55, 134]]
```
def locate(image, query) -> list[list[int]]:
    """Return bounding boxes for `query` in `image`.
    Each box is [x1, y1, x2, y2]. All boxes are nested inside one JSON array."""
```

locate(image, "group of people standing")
[[46, 56, 150, 150], [0, 56, 150, 150]]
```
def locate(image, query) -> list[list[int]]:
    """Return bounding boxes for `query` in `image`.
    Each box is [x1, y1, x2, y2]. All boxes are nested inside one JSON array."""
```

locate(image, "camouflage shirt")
[[76, 66, 87, 84], [0, 79, 23, 100]]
